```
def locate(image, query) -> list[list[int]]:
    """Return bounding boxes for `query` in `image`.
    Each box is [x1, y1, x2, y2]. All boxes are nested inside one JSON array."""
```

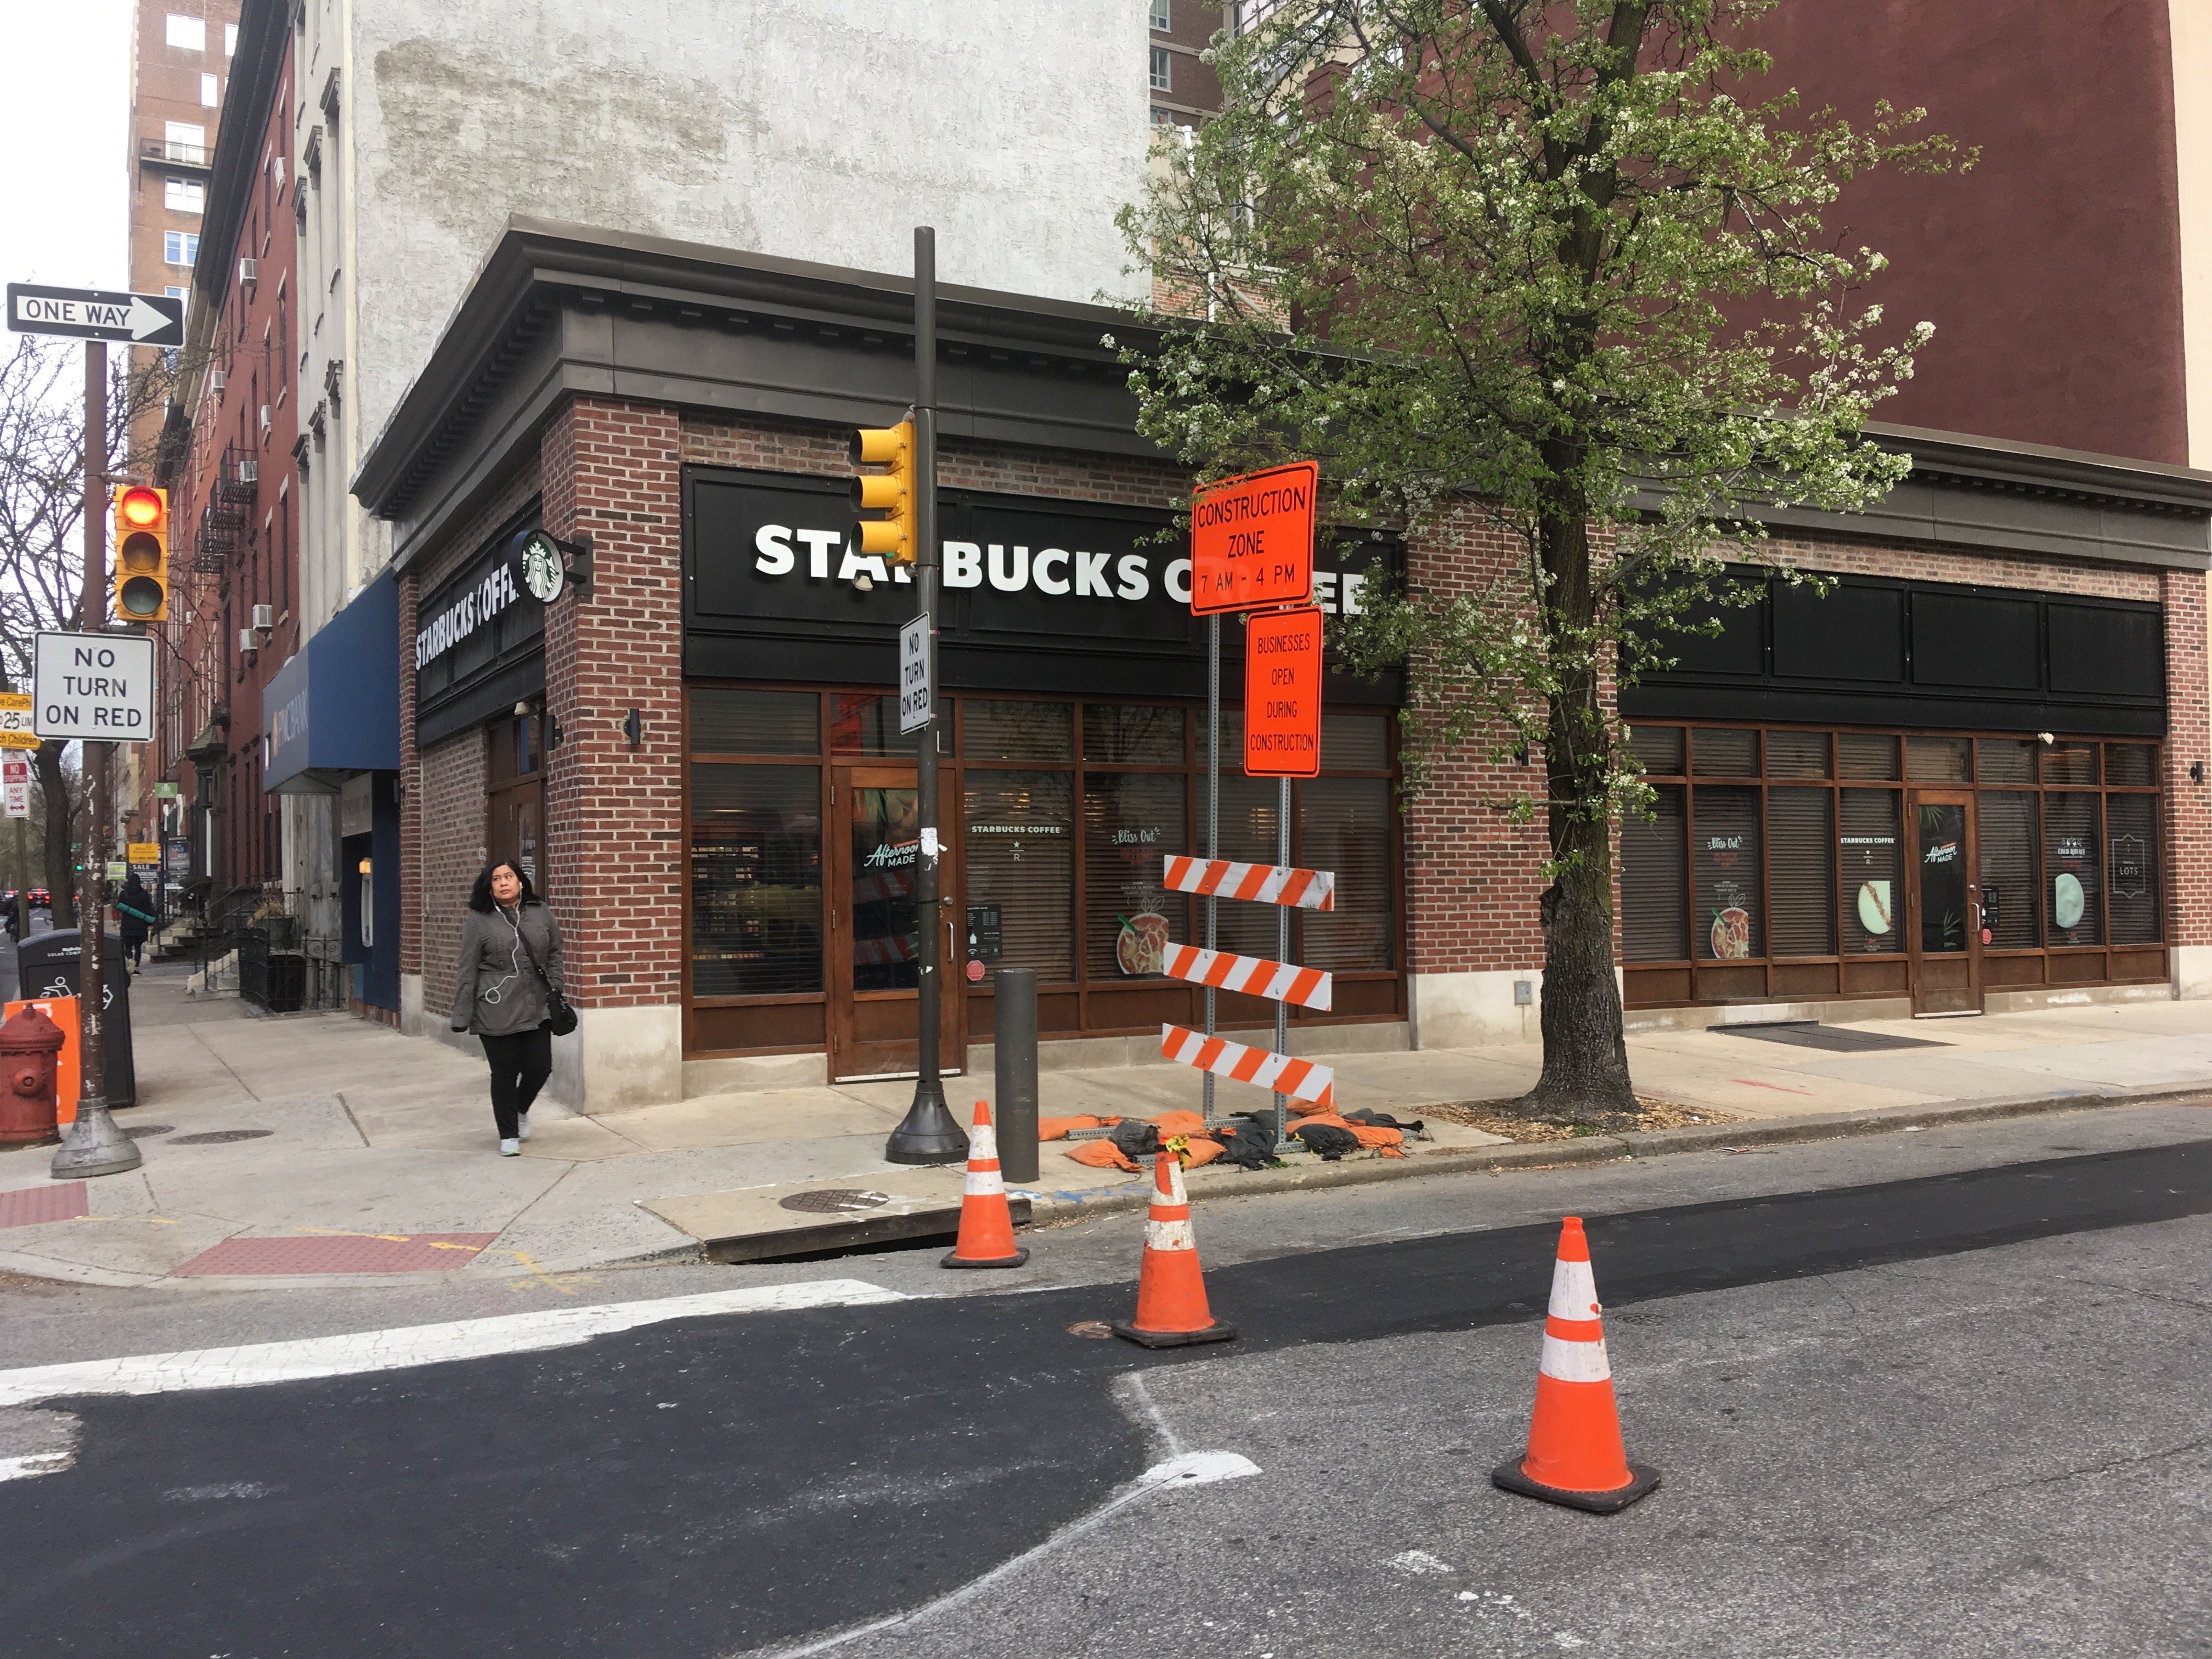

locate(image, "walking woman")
[[451, 860, 565, 1155], [116, 871, 157, 969]]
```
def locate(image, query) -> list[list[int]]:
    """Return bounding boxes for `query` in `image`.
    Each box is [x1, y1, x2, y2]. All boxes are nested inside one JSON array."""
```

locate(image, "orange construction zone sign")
[[1189, 461, 1318, 616]]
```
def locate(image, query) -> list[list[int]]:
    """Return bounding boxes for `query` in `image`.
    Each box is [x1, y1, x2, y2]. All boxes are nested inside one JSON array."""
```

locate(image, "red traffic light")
[[118, 486, 164, 529]]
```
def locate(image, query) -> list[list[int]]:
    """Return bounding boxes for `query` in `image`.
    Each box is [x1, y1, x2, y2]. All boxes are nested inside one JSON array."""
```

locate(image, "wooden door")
[[1908, 790, 1983, 1015], [827, 764, 962, 1080]]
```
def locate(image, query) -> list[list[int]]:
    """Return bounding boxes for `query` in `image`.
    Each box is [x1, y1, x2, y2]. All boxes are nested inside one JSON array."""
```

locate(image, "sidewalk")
[[4, 963, 2210, 1288]]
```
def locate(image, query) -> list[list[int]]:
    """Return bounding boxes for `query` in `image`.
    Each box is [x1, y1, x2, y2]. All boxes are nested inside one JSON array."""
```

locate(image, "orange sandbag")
[[1181, 1137, 1224, 1168], [1066, 1138, 1138, 1171], [1151, 1110, 1209, 1138], [1038, 1115, 1099, 1141], [1288, 1097, 1337, 1118]]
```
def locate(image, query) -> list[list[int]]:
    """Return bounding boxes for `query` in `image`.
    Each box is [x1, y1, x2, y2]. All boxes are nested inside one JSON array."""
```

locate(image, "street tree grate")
[[778, 1188, 893, 1214], [170, 1129, 276, 1145]]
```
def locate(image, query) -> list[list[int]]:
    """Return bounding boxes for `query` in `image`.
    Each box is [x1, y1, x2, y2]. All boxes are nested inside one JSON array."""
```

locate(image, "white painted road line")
[[0, 1280, 909, 1408]]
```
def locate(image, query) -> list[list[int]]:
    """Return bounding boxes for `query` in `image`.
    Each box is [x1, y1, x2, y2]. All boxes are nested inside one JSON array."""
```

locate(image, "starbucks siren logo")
[[517, 532, 565, 603]]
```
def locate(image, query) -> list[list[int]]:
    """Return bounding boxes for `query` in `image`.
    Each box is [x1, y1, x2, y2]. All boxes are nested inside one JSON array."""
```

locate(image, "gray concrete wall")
[[347, 0, 1150, 452]]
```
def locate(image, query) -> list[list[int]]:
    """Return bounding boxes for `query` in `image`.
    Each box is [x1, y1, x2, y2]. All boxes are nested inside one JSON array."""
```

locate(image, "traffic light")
[[849, 421, 916, 564], [112, 484, 171, 622]]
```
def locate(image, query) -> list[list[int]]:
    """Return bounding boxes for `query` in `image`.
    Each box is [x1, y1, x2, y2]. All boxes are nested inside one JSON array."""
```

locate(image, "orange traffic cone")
[[1110, 1148, 1235, 1348], [1492, 1216, 1660, 1514], [941, 1101, 1029, 1269]]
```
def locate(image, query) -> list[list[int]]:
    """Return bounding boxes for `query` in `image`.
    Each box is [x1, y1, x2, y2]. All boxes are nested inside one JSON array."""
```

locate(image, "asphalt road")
[[1, 1122, 2208, 1657]]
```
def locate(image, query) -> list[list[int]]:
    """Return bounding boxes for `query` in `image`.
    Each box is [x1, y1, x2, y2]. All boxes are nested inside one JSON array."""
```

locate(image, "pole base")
[[941, 1246, 1029, 1269], [885, 1081, 970, 1165], [1490, 1458, 1661, 1515], [50, 1104, 143, 1180], [1110, 1319, 1237, 1350]]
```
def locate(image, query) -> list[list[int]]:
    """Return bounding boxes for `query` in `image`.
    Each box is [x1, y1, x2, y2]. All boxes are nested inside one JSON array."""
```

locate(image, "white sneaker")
[[499, 1138, 520, 1156], [517, 1114, 532, 1142]]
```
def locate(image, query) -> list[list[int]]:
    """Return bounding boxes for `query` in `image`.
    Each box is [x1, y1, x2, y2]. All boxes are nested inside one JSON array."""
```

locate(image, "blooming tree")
[[1118, 0, 1969, 1121]]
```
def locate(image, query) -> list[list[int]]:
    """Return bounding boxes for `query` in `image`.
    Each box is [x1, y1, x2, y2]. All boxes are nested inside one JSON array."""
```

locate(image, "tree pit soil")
[[1423, 1096, 1737, 1144]]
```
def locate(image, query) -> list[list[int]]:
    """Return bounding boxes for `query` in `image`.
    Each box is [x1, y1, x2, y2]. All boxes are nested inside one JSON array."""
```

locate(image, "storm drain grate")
[[778, 1188, 894, 1214], [169, 1129, 276, 1145]]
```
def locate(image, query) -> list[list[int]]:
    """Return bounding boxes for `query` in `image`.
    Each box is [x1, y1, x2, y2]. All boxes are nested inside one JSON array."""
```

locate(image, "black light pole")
[[885, 226, 967, 1166]]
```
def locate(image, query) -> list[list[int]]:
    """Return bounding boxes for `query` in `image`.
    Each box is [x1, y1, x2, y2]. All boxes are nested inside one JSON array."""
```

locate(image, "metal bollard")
[[994, 967, 1040, 1185]]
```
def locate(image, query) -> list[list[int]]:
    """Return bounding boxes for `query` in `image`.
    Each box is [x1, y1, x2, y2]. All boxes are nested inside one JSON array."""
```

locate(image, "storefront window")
[[1916, 802, 1970, 953], [1627, 723, 1684, 775], [1837, 733, 1900, 780], [1692, 729, 1757, 777], [2041, 793, 2102, 947], [1621, 784, 1688, 962], [1767, 788, 1835, 956], [1082, 772, 1188, 979], [831, 693, 918, 756], [1976, 792, 2040, 947], [2042, 743, 2098, 786], [1304, 776, 1395, 970], [1765, 730, 1830, 778], [1906, 736, 1971, 782], [1977, 738, 2036, 785], [1693, 787, 1763, 960], [689, 764, 822, 995], [692, 687, 818, 755], [966, 700, 1073, 762], [963, 771, 1075, 983], [1084, 704, 1185, 765], [1841, 789, 1901, 954], [2105, 793, 2160, 945], [849, 782, 921, 990]]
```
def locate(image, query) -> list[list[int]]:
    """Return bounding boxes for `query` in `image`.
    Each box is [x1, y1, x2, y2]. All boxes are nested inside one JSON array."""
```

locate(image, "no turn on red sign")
[[1244, 606, 1324, 778], [1188, 460, 1319, 616]]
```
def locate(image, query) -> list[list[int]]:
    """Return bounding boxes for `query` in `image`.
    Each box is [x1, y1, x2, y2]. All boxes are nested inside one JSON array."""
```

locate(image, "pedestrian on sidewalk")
[[116, 872, 157, 970], [451, 860, 565, 1156]]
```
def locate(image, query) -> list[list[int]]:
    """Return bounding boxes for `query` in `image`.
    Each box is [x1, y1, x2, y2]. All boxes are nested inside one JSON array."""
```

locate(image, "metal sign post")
[[1173, 467, 1325, 1137], [47, 341, 138, 1179], [884, 226, 967, 1166]]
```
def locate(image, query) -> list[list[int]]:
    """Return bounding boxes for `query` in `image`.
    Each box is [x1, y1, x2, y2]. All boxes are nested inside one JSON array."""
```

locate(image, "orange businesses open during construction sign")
[[1244, 606, 1324, 777], [1189, 460, 1319, 616]]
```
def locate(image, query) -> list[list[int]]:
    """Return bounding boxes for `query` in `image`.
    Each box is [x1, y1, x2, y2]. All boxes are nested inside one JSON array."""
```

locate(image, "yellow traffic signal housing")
[[849, 421, 916, 563], [113, 484, 171, 622]]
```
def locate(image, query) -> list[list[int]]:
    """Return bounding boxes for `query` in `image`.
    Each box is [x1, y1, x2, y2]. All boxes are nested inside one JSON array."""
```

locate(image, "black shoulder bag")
[[512, 911, 579, 1036]]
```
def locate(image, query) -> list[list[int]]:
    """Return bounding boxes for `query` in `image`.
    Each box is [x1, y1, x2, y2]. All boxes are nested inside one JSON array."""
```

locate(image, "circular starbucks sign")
[[516, 531, 565, 603]]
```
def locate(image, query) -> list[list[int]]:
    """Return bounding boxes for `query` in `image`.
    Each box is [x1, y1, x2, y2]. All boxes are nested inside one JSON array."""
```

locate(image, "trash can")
[[12, 929, 136, 1109]]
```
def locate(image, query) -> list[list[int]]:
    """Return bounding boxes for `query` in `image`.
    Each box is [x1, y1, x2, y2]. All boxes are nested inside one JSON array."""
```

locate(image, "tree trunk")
[[1515, 488, 1638, 1126], [35, 741, 74, 930]]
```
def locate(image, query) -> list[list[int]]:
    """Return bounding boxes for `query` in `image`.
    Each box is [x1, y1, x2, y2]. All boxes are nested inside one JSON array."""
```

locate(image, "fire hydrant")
[[0, 1003, 66, 1147]]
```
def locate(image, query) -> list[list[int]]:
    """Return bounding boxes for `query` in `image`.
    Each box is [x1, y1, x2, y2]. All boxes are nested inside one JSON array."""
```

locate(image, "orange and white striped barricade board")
[[1160, 942, 1331, 1011], [1162, 855, 1335, 912], [1160, 1023, 1334, 1109]]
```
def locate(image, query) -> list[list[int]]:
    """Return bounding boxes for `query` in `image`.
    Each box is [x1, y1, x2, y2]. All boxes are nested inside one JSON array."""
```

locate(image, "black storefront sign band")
[[413, 508, 551, 749], [683, 467, 1402, 703]]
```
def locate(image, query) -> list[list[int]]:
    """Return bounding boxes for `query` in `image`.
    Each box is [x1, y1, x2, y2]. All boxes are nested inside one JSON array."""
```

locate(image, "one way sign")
[[8, 283, 184, 348]]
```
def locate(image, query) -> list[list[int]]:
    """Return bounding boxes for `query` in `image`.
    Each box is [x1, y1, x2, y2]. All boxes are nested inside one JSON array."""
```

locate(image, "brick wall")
[[2161, 568, 2210, 951], [540, 399, 687, 1009]]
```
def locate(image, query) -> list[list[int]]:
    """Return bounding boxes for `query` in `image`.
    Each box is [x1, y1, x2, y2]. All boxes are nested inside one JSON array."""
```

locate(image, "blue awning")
[[266, 571, 400, 793]]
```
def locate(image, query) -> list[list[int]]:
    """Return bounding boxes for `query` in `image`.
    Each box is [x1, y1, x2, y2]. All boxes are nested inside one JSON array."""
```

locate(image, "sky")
[[1, 0, 133, 294]]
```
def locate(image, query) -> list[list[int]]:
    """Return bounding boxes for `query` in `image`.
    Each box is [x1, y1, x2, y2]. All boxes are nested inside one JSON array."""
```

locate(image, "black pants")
[[481, 1024, 552, 1138], [122, 936, 144, 967]]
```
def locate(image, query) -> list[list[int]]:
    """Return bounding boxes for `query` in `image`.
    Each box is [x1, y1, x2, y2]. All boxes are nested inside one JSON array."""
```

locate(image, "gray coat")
[[450, 902, 566, 1036]]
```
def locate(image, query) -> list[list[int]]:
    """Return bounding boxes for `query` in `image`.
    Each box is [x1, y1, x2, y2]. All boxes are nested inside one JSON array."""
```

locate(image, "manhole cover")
[[169, 1129, 275, 1146], [778, 1188, 893, 1214], [1066, 1321, 1115, 1340], [121, 1125, 174, 1140]]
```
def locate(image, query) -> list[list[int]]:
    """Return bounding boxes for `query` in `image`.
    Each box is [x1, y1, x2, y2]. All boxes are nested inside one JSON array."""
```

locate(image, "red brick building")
[[144, 13, 298, 935], [353, 224, 2212, 1111]]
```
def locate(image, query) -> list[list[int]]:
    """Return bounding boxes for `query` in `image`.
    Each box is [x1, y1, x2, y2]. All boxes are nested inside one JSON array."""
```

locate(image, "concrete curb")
[[1022, 1082, 2212, 1231]]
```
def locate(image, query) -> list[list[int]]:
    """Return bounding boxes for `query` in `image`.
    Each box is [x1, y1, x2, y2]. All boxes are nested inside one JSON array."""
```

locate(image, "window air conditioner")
[[258, 404, 272, 437], [238, 628, 258, 655], [238, 258, 257, 286], [236, 458, 257, 483], [208, 369, 225, 396], [252, 603, 274, 631]]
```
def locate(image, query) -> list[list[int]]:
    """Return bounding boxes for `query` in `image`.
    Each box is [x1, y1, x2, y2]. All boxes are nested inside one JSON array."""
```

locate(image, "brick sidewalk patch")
[[173, 1232, 500, 1276], [0, 1183, 90, 1229]]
